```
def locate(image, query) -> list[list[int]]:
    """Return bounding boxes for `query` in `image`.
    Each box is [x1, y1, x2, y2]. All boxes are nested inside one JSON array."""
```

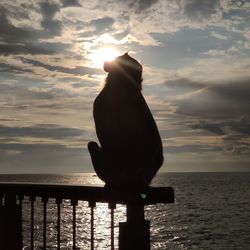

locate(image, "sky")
[[0, 0, 250, 174]]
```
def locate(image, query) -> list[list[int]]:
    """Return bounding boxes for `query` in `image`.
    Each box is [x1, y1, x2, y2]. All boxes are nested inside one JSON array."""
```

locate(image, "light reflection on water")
[[22, 199, 126, 249], [21, 174, 127, 250]]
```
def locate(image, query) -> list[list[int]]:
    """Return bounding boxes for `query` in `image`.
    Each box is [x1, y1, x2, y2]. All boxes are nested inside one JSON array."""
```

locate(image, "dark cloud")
[[59, 76, 83, 82], [187, 116, 250, 156], [21, 58, 102, 75], [137, 0, 158, 10], [95, 0, 158, 14], [165, 117, 250, 156], [5, 4, 30, 20], [39, 1, 60, 20], [0, 124, 86, 139], [210, 79, 250, 101], [167, 144, 222, 154], [41, 19, 62, 37], [61, 0, 81, 8], [176, 78, 250, 118], [90, 17, 115, 33], [113, 29, 130, 40], [0, 3, 62, 42], [0, 143, 68, 152], [179, 0, 221, 21], [0, 3, 65, 56], [39, 1, 62, 37], [190, 121, 225, 135], [191, 116, 250, 136], [223, 132, 250, 155], [232, 116, 250, 135], [164, 78, 206, 95], [0, 41, 70, 55], [230, 0, 246, 7], [78, 16, 115, 38], [0, 7, 35, 43], [128, 0, 158, 13], [0, 63, 33, 74]]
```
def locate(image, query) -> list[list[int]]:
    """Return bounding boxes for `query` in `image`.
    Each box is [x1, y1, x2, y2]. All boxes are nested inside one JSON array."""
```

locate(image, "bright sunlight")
[[90, 47, 120, 68]]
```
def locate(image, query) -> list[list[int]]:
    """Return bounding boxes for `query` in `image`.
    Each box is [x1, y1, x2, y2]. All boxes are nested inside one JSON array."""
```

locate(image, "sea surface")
[[0, 172, 250, 250]]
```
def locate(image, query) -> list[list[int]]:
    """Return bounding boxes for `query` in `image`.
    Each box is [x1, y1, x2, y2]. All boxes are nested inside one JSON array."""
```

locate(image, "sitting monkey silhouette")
[[88, 53, 163, 189]]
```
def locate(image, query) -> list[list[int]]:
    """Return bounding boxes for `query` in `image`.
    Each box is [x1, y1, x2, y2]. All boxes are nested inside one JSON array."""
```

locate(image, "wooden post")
[[119, 203, 150, 250], [0, 192, 22, 250]]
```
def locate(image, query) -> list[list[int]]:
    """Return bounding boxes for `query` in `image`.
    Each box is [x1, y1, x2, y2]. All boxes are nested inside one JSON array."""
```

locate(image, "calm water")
[[0, 172, 250, 250]]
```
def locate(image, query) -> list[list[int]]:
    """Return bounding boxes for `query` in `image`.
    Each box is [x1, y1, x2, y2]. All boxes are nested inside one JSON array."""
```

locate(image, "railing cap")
[[0, 182, 174, 205]]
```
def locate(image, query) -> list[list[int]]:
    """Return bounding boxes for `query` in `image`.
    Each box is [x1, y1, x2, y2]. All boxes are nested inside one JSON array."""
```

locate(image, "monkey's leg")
[[88, 141, 108, 183]]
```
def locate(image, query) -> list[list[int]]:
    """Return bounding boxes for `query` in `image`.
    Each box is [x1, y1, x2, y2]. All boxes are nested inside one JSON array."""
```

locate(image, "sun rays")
[[90, 47, 120, 68]]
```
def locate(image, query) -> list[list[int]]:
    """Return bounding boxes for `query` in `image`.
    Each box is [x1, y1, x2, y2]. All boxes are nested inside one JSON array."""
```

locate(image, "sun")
[[90, 47, 120, 68]]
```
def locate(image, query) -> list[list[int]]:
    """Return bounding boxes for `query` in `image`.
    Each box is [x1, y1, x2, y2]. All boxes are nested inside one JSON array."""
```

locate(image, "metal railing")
[[0, 182, 174, 249]]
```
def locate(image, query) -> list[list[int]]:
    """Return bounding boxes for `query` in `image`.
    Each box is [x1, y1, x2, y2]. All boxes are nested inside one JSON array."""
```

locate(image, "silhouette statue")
[[88, 53, 163, 189]]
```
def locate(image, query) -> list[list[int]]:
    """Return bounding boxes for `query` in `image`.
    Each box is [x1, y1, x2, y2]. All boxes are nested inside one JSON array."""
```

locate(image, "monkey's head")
[[103, 53, 142, 91]]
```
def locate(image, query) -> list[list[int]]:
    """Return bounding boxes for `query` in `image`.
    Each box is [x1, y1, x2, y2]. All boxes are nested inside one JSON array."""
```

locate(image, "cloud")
[[39, 1, 60, 20], [96, 0, 158, 14], [0, 82, 55, 103], [167, 144, 222, 154], [0, 42, 71, 55], [176, 78, 250, 118], [190, 116, 250, 136], [77, 16, 115, 38], [90, 17, 115, 33], [128, 0, 158, 13], [230, 0, 246, 7], [61, 0, 81, 8], [0, 62, 33, 74], [0, 3, 62, 42], [21, 58, 102, 76], [0, 142, 92, 173], [39, 1, 62, 37], [164, 78, 206, 96], [0, 124, 86, 139], [181, 0, 221, 21], [0, 5, 70, 55], [0, 7, 35, 43], [190, 121, 225, 135]]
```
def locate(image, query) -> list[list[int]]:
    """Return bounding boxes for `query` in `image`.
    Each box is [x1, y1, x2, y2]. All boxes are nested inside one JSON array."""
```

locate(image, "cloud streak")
[[21, 58, 102, 76], [0, 124, 86, 139]]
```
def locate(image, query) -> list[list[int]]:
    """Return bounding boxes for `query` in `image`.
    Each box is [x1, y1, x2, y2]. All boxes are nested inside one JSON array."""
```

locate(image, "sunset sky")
[[0, 0, 250, 173]]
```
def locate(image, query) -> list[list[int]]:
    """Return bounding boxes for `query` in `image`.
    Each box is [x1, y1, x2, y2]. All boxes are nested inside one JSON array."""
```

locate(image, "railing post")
[[0, 192, 22, 250], [119, 203, 150, 250]]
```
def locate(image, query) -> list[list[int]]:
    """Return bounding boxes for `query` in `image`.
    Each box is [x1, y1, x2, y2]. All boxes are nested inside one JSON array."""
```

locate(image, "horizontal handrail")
[[0, 182, 174, 205]]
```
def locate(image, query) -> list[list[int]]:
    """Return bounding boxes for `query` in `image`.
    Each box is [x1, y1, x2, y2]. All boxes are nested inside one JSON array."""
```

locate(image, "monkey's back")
[[93, 85, 163, 187]]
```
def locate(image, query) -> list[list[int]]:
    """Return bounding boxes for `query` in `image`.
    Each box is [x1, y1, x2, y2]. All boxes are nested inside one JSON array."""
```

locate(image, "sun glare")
[[90, 47, 120, 68]]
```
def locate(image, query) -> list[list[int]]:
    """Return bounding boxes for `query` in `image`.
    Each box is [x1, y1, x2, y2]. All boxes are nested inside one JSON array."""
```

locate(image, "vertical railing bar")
[[89, 201, 96, 250], [18, 194, 24, 249], [30, 196, 35, 250], [91, 206, 94, 250], [71, 199, 77, 250], [56, 198, 62, 250], [111, 208, 114, 250], [0, 194, 3, 206], [109, 203, 116, 250], [42, 197, 48, 250]]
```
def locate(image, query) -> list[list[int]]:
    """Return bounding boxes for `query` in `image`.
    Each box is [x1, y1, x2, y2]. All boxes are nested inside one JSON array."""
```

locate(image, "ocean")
[[0, 172, 250, 250]]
